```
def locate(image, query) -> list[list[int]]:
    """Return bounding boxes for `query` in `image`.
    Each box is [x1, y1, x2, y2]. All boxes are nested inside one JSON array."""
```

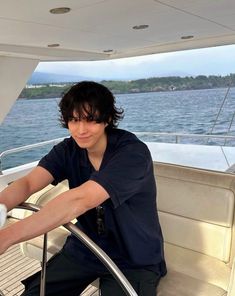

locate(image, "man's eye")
[[69, 117, 78, 122], [86, 115, 94, 122]]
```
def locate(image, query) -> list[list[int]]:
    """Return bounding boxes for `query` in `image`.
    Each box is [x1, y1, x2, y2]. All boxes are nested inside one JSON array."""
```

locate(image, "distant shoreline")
[[19, 74, 235, 99]]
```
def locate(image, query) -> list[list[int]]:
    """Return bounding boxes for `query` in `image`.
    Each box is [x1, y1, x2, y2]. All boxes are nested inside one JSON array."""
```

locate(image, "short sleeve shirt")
[[38, 129, 166, 275]]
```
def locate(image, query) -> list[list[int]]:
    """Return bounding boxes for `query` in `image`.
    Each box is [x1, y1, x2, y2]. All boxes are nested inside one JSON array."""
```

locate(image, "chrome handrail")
[[0, 137, 66, 172], [17, 203, 47, 296], [16, 203, 138, 296], [1, 133, 235, 163], [134, 132, 235, 143], [0, 137, 65, 160], [1, 132, 235, 171]]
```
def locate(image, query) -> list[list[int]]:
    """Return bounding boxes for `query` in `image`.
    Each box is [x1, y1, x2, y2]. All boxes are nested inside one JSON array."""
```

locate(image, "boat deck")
[[0, 244, 40, 295], [0, 244, 99, 296]]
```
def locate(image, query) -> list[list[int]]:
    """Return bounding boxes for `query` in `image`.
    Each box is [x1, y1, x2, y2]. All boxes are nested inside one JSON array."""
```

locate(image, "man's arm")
[[0, 167, 109, 255], [0, 166, 54, 211]]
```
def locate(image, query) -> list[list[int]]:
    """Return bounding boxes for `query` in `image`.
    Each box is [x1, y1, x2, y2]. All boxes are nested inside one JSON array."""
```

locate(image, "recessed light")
[[47, 43, 60, 48], [132, 25, 149, 30], [181, 35, 194, 40], [103, 49, 113, 53], [49, 7, 71, 14]]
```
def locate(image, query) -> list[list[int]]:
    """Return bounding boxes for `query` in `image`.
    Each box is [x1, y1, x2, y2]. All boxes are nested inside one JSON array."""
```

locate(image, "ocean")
[[1, 87, 235, 170]]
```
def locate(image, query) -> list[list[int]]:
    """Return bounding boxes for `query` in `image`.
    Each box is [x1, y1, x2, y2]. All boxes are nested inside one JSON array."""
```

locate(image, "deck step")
[[0, 244, 41, 296], [0, 244, 99, 296]]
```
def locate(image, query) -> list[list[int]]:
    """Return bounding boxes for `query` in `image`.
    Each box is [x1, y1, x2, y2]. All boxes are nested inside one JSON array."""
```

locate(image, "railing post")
[[16, 203, 138, 296], [40, 233, 48, 296]]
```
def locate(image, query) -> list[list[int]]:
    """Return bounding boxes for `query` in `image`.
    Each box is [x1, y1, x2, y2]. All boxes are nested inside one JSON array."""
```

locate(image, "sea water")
[[0, 87, 235, 169]]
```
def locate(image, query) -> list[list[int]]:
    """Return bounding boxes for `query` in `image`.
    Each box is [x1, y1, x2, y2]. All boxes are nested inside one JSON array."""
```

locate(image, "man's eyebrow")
[[69, 113, 100, 120]]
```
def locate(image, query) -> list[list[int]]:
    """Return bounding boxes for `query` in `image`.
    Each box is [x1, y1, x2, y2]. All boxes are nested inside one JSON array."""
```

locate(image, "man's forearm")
[[0, 166, 54, 212], [0, 177, 32, 211], [0, 188, 87, 254], [0, 180, 108, 255]]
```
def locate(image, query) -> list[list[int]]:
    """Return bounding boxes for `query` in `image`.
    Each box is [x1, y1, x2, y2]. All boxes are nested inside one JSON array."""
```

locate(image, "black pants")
[[21, 249, 160, 296]]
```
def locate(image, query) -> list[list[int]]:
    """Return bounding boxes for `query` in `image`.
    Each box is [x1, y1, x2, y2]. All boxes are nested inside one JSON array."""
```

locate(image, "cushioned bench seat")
[[158, 243, 228, 296], [155, 162, 235, 296], [8, 162, 235, 296], [158, 270, 226, 296]]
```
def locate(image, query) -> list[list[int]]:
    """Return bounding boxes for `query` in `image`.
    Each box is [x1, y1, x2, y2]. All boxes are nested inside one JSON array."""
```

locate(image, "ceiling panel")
[[0, 0, 235, 60]]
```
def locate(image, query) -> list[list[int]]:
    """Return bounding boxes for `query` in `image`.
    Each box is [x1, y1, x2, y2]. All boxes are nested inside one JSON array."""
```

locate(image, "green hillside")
[[19, 74, 235, 99]]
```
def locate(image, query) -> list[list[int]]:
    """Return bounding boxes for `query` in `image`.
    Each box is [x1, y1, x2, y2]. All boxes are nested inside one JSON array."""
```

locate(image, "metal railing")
[[14, 203, 138, 296], [134, 132, 235, 144], [1, 133, 235, 172], [0, 137, 66, 173]]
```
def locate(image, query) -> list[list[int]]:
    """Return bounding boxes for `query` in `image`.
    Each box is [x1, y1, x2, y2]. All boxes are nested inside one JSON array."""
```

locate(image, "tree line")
[[19, 74, 235, 99]]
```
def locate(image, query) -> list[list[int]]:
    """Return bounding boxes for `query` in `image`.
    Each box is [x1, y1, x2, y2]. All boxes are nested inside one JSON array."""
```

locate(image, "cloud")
[[36, 44, 235, 80]]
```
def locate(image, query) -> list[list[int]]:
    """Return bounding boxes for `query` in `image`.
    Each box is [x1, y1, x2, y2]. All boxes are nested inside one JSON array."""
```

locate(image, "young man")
[[0, 81, 166, 295]]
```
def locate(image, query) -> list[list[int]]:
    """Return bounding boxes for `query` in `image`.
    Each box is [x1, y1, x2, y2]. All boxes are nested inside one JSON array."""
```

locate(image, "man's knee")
[[100, 269, 160, 296]]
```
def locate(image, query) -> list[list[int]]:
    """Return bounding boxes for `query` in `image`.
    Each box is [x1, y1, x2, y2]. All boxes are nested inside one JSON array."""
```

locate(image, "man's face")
[[68, 110, 107, 151]]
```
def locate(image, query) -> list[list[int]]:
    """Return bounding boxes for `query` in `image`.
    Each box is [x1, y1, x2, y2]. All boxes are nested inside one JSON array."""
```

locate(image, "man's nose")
[[77, 120, 87, 133]]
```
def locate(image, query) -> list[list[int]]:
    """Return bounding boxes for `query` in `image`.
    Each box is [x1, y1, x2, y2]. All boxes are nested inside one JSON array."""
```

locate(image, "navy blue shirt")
[[38, 129, 166, 275]]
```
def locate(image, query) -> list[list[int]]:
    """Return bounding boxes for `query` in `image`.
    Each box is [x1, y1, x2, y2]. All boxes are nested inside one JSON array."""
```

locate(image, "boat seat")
[[155, 162, 235, 296], [13, 162, 235, 296], [10, 180, 70, 260]]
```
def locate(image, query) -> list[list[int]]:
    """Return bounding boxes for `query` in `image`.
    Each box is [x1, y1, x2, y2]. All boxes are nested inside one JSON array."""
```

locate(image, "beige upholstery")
[[227, 258, 235, 295], [16, 162, 235, 296], [158, 270, 226, 296], [17, 180, 70, 260], [155, 162, 235, 296]]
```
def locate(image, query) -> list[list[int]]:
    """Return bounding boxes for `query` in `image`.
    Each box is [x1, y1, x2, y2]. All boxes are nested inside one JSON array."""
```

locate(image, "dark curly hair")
[[59, 81, 124, 130]]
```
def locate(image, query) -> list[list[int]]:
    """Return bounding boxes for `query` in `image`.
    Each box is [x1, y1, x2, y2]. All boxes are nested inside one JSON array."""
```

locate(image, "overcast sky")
[[36, 44, 235, 81]]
